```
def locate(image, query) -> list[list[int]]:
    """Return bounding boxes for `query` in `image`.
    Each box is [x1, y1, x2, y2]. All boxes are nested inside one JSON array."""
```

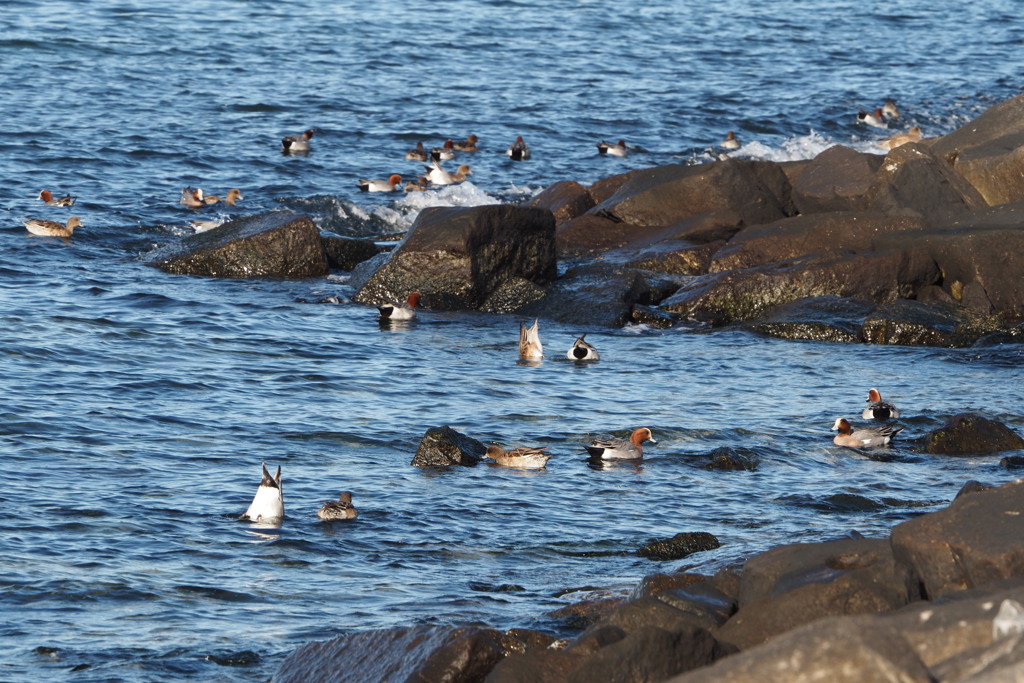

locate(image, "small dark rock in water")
[[955, 480, 992, 499], [1000, 455, 1024, 469], [916, 413, 1024, 455], [206, 650, 261, 667], [704, 447, 760, 471], [34, 646, 60, 659], [469, 582, 526, 593], [637, 532, 721, 561], [411, 426, 485, 467]]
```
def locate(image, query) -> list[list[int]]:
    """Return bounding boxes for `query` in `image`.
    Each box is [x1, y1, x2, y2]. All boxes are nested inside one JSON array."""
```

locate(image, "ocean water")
[[2, 1, 1022, 680]]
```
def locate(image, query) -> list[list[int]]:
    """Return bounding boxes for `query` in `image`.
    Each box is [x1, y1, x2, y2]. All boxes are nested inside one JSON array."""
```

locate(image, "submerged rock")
[[150, 211, 328, 279], [915, 413, 1024, 455], [411, 426, 486, 467], [636, 532, 721, 561]]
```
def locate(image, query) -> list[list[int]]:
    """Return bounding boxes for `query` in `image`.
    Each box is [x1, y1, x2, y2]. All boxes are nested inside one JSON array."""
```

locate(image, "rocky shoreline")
[[271, 478, 1024, 682], [149, 94, 1024, 348]]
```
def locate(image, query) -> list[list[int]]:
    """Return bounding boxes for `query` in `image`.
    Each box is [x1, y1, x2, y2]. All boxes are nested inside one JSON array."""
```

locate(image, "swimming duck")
[[862, 388, 900, 420], [281, 128, 315, 154], [878, 126, 922, 151], [720, 131, 741, 150], [22, 216, 81, 237], [518, 319, 543, 360], [453, 135, 479, 152], [882, 99, 900, 119], [857, 108, 887, 129], [832, 418, 903, 448], [179, 187, 205, 208], [567, 334, 599, 361], [187, 219, 224, 233], [451, 164, 473, 182], [317, 492, 358, 521], [404, 177, 429, 192], [378, 291, 420, 320], [597, 139, 628, 157], [486, 444, 553, 469], [506, 136, 531, 161], [37, 190, 77, 206], [203, 188, 244, 206], [241, 462, 284, 522], [424, 161, 454, 186], [584, 427, 656, 460], [431, 139, 455, 162], [405, 141, 428, 162], [357, 174, 403, 193]]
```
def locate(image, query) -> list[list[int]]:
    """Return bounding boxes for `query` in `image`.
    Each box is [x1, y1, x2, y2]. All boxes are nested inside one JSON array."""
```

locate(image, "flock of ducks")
[[240, 387, 903, 524]]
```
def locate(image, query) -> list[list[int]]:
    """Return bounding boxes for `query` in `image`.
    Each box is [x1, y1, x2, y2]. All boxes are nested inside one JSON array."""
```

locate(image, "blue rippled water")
[[2, 1, 1022, 680]]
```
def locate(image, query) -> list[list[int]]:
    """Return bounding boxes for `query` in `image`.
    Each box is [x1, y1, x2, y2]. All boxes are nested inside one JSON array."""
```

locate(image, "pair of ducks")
[[240, 462, 357, 523], [359, 162, 473, 193], [487, 426, 657, 469], [857, 99, 901, 129], [519, 319, 600, 362], [179, 187, 244, 209], [404, 136, 479, 162], [24, 189, 81, 236], [832, 388, 903, 447]]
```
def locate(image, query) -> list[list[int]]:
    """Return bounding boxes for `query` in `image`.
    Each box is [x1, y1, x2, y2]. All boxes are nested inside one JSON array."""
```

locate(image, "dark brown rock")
[[860, 299, 1002, 347], [321, 235, 382, 271], [659, 249, 939, 326], [629, 572, 709, 600], [529, 180, 596, 227], [915, 413, 1024, 455], [274, 625, 510, 683], [555, 214, 646, 255], [150, 211, 328, 279], [744, 296, 875, 343], [867, 142, 986, 223], [661, 209, 745, 245], [485, 626, 624, 683], [702, 447, 761, 471], [625, 240, 724, 275], [353, 205, 556, 312], [586, 169, 642, 205], [669, 615, 931, 683], [708, 212, 928, 273], [636, 533, 721, 561], [931, 93, 1024, 205], [566, 625, 719, 683], [790, 145, 883, 215], [545, 593, 628, 631], [890, 480, 1024, 599], [411, 426, 486, 467], [591, 159, 790, 229], [717, 537, 919, 650]]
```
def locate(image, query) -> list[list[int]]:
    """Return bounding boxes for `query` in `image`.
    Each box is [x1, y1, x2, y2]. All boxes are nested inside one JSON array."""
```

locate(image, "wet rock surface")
[[150, 210, 328, 279], [411, 426, 486, 467]]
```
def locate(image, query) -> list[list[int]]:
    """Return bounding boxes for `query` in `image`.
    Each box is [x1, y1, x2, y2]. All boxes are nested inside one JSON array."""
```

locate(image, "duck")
[[203, 188, 244, 206], [596, 139, 628, 157], [357, 174, 403, 193], [431, 139, 455, 162], [485, 444, 553, 469], [862, 388, 900, 420], [878, 126, 922, 151], [857, 108, 887, 129], [584, 427, 656, 460], [424, 161, 454, 186], [317, 492, 358, 521], [404, 177, 429, 192], [281, 128, 315, 154], [518, 319, 543, 360], [567, 334, 599, 361], [451, 164, 473, 182], [832, 418, 903, 448], [882, 99, 900, 119], [453, 135, 479, 152], [187, 219, 224, 233], [241, 462, 284, 522], [720, 131, 741, 150], [506, 136, 531, 161], [404, 141, 428, 161], [378, 291, 420, 320], [179, 187, 205, 208], [37, 190, 76, 206], [22, 216, 81, 237]]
